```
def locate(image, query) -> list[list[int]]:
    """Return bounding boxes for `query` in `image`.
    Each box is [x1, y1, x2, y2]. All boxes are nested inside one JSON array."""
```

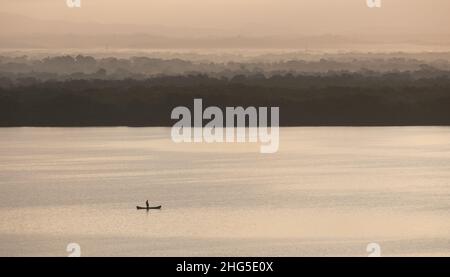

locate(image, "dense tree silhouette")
[[0, 73, 449, 126]]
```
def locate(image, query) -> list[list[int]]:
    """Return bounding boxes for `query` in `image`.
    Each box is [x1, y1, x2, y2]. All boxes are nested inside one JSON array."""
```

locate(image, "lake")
[[0, 127, 449, 256]]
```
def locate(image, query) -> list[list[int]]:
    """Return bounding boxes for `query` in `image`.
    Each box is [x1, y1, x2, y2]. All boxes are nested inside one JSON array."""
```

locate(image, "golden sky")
[[1, 0, 450, 36]]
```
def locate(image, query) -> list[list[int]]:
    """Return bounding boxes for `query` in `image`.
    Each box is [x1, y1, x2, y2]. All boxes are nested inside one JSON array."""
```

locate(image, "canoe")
[[136, 205, 162, 210]]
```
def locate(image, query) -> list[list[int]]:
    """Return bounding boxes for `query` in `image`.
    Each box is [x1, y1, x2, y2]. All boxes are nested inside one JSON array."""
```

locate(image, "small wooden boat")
[[136, 205, 162, 210]]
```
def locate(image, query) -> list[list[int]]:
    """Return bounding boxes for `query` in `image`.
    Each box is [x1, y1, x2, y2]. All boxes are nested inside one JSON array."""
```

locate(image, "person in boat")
[[146, 200, 149, 208]]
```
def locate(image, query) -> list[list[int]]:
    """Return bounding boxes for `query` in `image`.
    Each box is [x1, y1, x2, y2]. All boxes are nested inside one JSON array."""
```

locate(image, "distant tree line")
[[1, 73, 449, 126], [2, 55, 450, 83]]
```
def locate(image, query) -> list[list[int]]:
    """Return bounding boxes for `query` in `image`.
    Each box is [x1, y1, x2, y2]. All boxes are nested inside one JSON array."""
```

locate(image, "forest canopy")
[[0, 54, 449, 126]]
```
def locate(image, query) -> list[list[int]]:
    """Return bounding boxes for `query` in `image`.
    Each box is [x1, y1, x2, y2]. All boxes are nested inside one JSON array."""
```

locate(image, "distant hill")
[[1, 13, 449, 51], [0, 12, 222, 37]]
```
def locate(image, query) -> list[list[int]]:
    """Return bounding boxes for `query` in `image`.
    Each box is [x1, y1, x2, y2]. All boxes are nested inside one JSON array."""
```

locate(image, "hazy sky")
[[1, 0, 450, 36]]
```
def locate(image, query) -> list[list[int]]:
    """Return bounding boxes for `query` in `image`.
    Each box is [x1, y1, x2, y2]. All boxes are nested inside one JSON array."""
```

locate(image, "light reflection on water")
[[0, 127, 449, 256]]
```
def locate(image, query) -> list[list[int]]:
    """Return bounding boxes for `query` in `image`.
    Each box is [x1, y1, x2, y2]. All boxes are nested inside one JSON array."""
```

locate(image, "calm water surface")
[[0, 127, 449, 256]]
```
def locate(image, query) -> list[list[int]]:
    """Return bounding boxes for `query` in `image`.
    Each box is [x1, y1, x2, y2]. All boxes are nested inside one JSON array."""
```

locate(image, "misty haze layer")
[[1, 0, 450, 51]]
